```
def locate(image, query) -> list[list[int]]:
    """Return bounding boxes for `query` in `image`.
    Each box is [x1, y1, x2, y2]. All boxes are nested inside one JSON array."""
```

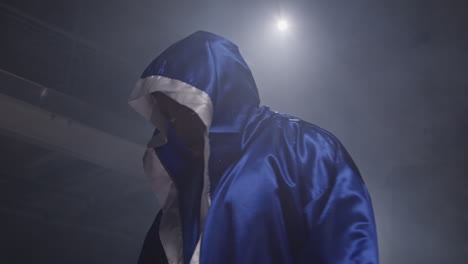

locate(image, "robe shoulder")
[[267, 112, 364, 200], [271, 112, 342, 161]]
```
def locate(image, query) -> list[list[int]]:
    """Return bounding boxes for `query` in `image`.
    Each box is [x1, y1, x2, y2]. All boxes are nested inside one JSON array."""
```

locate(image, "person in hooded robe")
[[129, 31, 379, 264]]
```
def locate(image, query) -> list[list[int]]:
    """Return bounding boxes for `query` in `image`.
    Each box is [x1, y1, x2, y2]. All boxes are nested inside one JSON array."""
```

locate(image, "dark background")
[[1, 0, 467, 263]]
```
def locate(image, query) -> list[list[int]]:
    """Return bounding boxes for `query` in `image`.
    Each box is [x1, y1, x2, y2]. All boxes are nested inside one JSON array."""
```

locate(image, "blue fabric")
[[154, 123, 204, 264], [138, 31, 379, 264], [203, 106, 379, 264]]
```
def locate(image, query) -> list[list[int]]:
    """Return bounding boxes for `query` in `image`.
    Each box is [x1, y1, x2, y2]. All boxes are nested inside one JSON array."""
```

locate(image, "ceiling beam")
[[0, 93, 146, 177]]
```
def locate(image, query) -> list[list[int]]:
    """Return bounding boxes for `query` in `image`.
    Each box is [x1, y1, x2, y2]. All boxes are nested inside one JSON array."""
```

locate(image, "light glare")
[[277, 19, 288, 31]]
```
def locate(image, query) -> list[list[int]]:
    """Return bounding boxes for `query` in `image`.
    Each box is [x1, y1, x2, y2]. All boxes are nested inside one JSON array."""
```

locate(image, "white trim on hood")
[[129, 75, 213, 264], [129, 75, 212, 135]]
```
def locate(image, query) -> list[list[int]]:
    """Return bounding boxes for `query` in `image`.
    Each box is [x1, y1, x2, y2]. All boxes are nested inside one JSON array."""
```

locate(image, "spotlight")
[[277, 19, 289, 31]]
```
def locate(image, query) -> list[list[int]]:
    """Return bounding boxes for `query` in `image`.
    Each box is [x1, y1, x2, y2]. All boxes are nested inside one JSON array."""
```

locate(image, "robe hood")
[[129, 30, 260, 136]]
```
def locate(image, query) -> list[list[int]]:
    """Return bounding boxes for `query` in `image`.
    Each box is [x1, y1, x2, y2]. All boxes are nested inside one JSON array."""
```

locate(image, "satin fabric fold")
[[200, 107, 379, 264]]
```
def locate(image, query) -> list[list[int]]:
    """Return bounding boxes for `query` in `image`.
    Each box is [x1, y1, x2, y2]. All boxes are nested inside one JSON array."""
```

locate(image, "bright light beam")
[[277, 19, 289, 32]]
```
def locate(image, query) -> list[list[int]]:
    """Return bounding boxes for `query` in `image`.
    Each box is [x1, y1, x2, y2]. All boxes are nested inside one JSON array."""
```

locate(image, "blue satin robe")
[[139, 106, 379, 264], [134, 31, 378, 264]]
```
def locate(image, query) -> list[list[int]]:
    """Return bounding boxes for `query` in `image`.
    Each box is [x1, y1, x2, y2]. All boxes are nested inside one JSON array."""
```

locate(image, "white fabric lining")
[[129, 75, 212, 129], [129, 75, 213, 264]]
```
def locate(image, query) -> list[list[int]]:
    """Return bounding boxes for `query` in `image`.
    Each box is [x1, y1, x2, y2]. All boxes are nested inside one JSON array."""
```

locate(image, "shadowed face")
[[152, 92, 206, 157]]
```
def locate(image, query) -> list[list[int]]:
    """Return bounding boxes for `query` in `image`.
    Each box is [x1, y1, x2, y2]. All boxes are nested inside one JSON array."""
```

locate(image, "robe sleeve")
[[300, 139, 379, 264]]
